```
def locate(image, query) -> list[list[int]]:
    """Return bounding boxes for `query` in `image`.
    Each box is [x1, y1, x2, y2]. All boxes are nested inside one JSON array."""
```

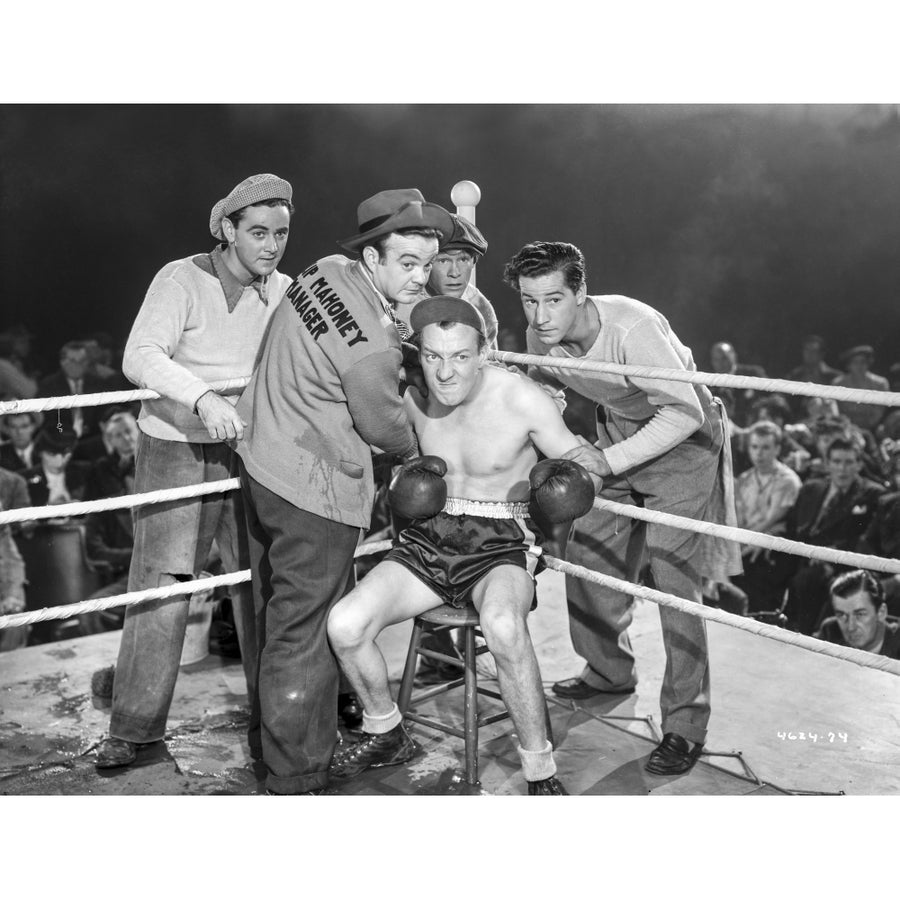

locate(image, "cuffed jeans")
[[110, 435, 257, 744], [563, 400, 721, 746], [240, 464, 361, 794]]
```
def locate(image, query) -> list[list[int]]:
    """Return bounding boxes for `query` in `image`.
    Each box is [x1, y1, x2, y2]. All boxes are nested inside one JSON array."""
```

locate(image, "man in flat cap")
[[234, 188, 452, 794], [327, 296, 606, 795], [95, 173, 294, 770]]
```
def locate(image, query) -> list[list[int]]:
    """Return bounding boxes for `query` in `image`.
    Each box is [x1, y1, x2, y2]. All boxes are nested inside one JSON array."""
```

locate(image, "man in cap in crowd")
[[832, 345, 890, 435], [327, 296, 606, 795], [503, 241, 741, 777], [95, 173, 294, 769], [234, 188, 451, 795]]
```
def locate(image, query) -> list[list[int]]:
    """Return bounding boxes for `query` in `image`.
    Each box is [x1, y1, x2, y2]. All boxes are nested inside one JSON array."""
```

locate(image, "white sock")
[[515, 737, 557, 782], [362, 703, 402, 735]]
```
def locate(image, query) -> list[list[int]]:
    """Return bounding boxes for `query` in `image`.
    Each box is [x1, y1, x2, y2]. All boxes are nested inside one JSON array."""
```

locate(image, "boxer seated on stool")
[[327, 297, 605, 795]]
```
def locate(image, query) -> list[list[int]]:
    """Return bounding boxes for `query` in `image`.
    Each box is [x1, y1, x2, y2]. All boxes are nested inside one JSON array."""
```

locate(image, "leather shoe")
[[94, 737, 138, 769], [645, 732, 704, 776], [329, 723, 417, 779], [551, 676, 635, 700], [527, 775, 569, 795]]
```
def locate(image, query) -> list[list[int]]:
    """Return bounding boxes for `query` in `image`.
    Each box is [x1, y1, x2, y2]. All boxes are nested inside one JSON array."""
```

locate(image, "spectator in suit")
[[815, 569, 900, 658], [709, 341, 767, 427], [38, 341, 110, 461], [857, 449, 900, 616], [0, 412, 42, 473], [832, 345, 890, 436], [785, 437, 886, 634], [784, 335, 841, 419], [729, 422, 802, 614], [21, 429, 91, 509]]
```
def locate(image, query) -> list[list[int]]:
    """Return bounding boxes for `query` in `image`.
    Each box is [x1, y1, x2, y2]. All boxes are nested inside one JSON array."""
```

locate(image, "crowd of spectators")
[[1, 324, 899, 659]]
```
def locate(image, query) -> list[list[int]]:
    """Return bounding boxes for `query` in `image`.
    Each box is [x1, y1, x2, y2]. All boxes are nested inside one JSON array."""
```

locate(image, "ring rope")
[[0, 478, 241, 526], [490, 351, 900, 407], [592, 497, 900, 575], [543, 555, 900, 677], [0, 376, 251, 417], [0, 539, 392, 631]]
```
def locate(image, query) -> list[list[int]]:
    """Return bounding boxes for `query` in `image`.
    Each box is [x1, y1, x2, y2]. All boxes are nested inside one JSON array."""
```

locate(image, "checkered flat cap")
[[209, 173, 292, 240]]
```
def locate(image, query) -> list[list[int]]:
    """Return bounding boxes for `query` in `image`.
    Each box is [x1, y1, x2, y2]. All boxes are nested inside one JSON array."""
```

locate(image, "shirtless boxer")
[[327, 296, 604, 795]]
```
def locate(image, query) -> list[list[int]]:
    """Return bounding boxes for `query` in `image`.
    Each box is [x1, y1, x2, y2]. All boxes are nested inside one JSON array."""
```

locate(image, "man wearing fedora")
[[21, 428, 91, 508], [95, 174, 294, 770], [234, 187, 451, 794], [832, 344, 890, 435]]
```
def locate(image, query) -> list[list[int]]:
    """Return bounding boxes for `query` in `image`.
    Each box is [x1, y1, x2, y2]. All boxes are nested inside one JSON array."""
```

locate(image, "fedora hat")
[[34, 427, 78, 456], [339, 188, 454, 253]]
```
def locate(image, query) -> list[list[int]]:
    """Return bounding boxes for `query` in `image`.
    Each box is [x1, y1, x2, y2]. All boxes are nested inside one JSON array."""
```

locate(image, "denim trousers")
[[109, 435, 257, 743], [563, 403, 722, 746], [240, 464, 361, 794]]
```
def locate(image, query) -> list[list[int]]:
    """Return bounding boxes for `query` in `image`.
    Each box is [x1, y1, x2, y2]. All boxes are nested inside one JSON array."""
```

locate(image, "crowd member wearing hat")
[[234, 188, 449, 794], [327, 297, 606, 794], [94, 174, 294, 770], [21, 428, 91, 508], [504, 241, 742, 777], [832, 345, 890, 435]]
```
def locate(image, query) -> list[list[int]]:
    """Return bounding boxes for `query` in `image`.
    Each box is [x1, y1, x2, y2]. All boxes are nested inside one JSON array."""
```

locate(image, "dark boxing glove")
[[529, 458, 596, 524], [388, 455, 448, 520]]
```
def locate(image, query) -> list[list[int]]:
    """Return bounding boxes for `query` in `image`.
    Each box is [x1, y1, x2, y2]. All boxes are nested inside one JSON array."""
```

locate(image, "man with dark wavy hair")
[[504, 240, 740, 777]]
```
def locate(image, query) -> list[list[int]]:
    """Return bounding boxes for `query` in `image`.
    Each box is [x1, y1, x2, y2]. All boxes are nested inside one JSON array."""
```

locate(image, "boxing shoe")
[[329, 723, 418, 779], [551, 676, 635, 700], [527, 776, 569, 795], [94, 737, 161, 769], [529, 459, 596, 523], [645, 733, 704, 776]]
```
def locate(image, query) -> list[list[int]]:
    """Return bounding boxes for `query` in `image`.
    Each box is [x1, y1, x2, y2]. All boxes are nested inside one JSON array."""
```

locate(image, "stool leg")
[[463, 624, 479, 785], [398, 619, 426, 715], [544, 696, 554, 747]]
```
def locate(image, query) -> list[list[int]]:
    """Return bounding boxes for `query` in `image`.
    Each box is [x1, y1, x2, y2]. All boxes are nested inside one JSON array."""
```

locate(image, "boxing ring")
[[2, 355, 899, 795]]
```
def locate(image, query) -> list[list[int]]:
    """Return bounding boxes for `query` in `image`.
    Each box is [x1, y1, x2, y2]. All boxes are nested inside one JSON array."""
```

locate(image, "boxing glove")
[[529, 458, 596, 524], [388, 455, 448, 520]]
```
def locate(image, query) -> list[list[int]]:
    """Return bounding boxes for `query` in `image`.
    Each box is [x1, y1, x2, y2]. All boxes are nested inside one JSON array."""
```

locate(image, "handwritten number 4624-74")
[[777, 732, 847, 743]]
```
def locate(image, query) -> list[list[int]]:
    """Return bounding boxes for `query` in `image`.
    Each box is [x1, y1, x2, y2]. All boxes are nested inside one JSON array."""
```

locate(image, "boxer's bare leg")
[[328, 560, 442, 716], [470, 565, 546, 751]]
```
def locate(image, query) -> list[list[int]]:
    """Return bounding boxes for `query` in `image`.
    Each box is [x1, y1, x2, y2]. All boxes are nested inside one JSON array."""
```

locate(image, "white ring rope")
[[490, 351, 900, 407], [0, 478, 241, 526], [593, 497, 900, 575], [0, 376, 251, 417], [0, 539, 392, 631], [544, 556, 900, 677]]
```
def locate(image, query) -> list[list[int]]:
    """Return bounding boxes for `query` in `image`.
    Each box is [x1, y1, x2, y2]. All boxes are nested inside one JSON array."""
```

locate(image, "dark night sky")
[[2, 103, 900, 377]]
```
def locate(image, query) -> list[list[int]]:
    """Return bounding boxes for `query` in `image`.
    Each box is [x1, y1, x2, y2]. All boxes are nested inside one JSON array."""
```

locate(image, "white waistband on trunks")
[[441, 497, 531, 519]]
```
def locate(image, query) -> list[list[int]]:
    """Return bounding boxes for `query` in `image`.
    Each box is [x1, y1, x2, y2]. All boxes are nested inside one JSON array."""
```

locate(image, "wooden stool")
[[397, 604, 507, 786]]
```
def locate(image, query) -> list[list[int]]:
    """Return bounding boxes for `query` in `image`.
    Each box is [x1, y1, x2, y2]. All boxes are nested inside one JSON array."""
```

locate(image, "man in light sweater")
[[503, 241, 739, 777], [95, 174, 294, 770], [234, 187, 453, 794]]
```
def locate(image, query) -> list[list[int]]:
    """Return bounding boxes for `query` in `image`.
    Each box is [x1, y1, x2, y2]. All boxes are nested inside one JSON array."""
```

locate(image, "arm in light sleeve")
[[524, 328, 568, 413], [0, 526, 26, 606], [343, 350, 418, 460], [122, 273, 213, 411], [601, 318, 705, 475]]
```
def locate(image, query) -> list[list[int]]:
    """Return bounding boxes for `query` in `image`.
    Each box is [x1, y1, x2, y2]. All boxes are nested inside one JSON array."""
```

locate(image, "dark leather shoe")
[[94, 737, 137, 769], [527, 776, 569, 795], [645, 732, 704, 776], [551, 676, 635, 700], [338, 692, 363, 729], [329, 723, 417, 779]]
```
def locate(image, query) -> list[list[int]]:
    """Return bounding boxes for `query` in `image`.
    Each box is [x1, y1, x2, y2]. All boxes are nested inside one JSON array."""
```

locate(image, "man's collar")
[[204, 245, 270, 312]]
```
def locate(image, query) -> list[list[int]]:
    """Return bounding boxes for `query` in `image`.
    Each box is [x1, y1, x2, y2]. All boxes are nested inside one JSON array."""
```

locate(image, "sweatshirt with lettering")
[[526, 294, 706, 475], [123, 250, 290, 442], [235, 255, 417, 528]]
